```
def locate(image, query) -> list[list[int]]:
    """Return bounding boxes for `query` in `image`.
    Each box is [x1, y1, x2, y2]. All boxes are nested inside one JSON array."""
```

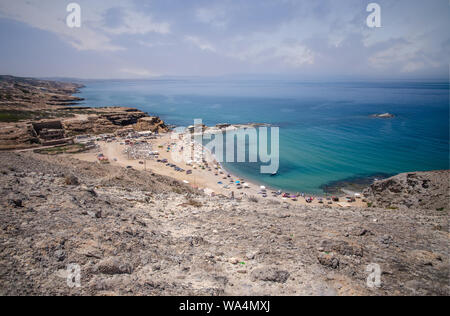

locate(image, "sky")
[[0, 0, 448, 79]]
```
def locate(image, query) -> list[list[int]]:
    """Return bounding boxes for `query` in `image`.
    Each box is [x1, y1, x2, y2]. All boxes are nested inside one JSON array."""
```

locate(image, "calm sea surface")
[[76, 78, 449, 194]]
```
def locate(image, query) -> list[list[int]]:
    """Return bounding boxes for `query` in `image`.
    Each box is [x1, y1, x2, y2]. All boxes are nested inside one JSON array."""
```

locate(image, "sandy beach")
[[1, 1, 448, 297], [70, 132, 366, 208]]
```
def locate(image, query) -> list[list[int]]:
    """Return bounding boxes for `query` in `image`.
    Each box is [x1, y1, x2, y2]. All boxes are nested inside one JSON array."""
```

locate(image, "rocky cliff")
[[0, 123, 40, 150], [62, 108, 151, 136], [133, 116, 168, 133], [0, 75, 84, 110], [0, 108, 169, 150], [0, 76, 169, 149], [363, 170, 449, 211]]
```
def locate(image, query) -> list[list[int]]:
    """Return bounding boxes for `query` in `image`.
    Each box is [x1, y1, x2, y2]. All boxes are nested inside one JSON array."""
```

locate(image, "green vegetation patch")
[[34, 144, 86, 155], [0, 110, 34, 122], [0, 109, 78, 122]]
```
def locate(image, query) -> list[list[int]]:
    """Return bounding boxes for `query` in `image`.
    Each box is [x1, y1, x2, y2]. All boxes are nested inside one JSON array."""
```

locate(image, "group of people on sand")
[[134, 137, 352, 206]]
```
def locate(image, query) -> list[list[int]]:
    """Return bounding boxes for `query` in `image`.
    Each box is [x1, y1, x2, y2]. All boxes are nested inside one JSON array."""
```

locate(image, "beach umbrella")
[[260, 186, 266, 190]]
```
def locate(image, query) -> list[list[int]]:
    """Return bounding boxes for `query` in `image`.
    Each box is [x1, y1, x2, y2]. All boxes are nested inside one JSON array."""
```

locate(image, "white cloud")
[[274, 44, 315, 67], [103, 10, 170, 35], [184, 36, 216, 52], [120, 68, 160, 77], [401, 62, 426, 73], [0, 1, 119, 51], [0, 0, 447, 77], [138, 40, 174, 48], [368, 40, 440, 73], [195, 7, 228, 29], [369, 43, 411, 69], [223, 33, 315, 68], [0, 0, 170, 52]]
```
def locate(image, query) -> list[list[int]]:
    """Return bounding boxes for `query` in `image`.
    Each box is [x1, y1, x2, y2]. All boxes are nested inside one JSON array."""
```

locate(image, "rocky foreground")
[[0, 152, 448, 296]]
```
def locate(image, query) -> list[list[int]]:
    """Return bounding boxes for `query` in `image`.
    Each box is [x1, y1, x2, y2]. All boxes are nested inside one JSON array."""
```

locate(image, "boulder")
[[64, 175, 79, 186], [317, 253, 340, 269], [250, 267, 290, 283], [133, 116, 168, 133], [96, 257, 133, 275]]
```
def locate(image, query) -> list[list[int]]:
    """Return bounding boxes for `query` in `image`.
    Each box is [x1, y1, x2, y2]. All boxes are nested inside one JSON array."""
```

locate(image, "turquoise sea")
[[76, 78, 449, 194]]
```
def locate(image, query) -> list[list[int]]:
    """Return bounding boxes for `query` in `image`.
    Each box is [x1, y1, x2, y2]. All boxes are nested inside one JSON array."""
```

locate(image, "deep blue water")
[[76, 78, 449, 194]]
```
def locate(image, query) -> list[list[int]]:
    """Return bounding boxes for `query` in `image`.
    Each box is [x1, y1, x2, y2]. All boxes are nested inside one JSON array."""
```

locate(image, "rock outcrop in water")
[[363, 170, 449, 210], [0, 152, 448, 296], [370, 113, 395, 118]]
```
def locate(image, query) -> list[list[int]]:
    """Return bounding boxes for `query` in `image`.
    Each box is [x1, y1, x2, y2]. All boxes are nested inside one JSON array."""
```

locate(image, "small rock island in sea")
[[370, 113, 395, 118]]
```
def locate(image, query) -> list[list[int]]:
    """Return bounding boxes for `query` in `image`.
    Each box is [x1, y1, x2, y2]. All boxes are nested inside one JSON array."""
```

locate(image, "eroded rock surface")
[[0, 76, 169, 150], [0, 153, 448, 296], [363, 170, 449, 211]]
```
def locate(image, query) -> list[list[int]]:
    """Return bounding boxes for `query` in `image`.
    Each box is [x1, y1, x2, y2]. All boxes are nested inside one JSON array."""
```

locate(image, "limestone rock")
[[363, 170, 450, 210], [96, 257, 133, 275], [133, 116, 168, 133], [250, 267, 290, 283]]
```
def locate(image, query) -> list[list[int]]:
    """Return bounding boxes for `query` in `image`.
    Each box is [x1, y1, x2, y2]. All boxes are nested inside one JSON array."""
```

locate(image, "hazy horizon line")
[[2, 73, 449, 83]]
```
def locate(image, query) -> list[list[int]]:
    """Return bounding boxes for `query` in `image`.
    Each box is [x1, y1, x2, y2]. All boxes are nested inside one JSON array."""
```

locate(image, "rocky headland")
[[0, 75, 84, 110], [0, 76, 168, 150]]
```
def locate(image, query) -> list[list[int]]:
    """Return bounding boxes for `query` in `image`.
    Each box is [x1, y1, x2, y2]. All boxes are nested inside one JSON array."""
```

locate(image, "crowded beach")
[[71, 128, 367, 208]]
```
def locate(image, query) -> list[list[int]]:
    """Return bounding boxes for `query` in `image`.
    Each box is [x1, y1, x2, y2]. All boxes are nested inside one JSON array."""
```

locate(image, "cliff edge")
[[363, 170, 449, 211], [0, 76, 168, 150]]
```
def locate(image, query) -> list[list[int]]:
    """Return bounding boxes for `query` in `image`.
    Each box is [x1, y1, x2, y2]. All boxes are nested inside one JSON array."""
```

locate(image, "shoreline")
[[68, 132, 367, 208], [177, 127, 372, 199], [21, 77, 435, 203], [0, 74, 366, 202]]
